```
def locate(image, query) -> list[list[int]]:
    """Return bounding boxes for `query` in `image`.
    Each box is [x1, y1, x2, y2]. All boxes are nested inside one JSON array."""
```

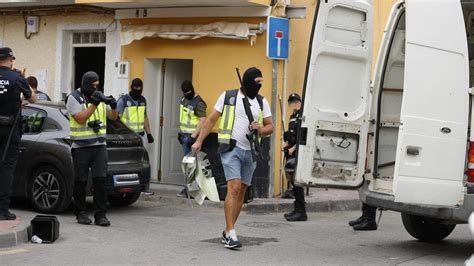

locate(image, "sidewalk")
[[144, 183, 361, 213], [0, 216, 31, 249]]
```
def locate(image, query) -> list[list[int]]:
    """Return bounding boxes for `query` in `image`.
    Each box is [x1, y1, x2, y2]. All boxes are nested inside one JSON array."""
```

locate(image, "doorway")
[[74, 47, 105, 92], [144, 59, 193, 184]]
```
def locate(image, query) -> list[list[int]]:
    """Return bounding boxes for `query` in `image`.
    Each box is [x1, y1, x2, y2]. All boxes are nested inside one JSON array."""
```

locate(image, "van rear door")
[[294, 0, 373, 188], [393, 0, 468, 207]]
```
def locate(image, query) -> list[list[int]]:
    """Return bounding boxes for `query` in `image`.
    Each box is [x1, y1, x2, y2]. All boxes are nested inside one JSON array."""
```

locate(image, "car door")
[[13, 107, 45, 195], [393, 0, 468, 207], [294, 0, 374, 188]]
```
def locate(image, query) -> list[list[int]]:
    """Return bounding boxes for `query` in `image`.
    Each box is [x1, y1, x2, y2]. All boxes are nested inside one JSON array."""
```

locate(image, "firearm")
[[236, 68, 263, 162], [1, 109, 21, 162]]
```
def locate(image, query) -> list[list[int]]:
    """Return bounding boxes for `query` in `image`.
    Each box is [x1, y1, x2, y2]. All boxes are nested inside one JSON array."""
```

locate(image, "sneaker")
[[141, 191, 155, 196], [76, 212, 92, 225], [224, 232, 242, 249], [221, 230, 226, 244], [177, 188, 187, 197], [0, 211, 16, 221]]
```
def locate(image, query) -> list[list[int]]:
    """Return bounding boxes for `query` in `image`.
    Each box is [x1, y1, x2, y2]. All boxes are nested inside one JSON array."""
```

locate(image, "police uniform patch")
[[229, 96, 236, 105], [0, 88, 7, 94], [127, 101, 131, 107]]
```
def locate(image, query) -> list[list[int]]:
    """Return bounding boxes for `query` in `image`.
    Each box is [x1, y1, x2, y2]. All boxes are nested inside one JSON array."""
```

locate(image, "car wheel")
[[401, 213, 456, 242], [29, 166, 71, 214], [108, 192, 141, 207]]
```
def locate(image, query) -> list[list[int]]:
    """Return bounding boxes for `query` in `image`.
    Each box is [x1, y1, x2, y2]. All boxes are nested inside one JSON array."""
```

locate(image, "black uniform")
[[284, 108, 307, 220], [0, 66, 32, 217]]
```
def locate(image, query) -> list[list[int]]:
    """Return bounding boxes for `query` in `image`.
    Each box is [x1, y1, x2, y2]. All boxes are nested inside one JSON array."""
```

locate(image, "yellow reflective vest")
[[218, 89, 263, 153], [68, 90, 107, 141], [119, 94, 146, 134], [179, 96, 203, 134]]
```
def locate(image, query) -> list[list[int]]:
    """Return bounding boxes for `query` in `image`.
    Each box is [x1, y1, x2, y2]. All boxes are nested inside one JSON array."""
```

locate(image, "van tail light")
[[467, 142, 474, 182]]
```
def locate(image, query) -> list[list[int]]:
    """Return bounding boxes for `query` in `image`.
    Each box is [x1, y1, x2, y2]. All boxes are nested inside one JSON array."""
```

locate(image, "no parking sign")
[[266, 16, 289, 60]]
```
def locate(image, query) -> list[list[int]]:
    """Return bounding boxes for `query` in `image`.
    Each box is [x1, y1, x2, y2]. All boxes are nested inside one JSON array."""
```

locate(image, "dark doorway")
[[74, 47, 105, 92]]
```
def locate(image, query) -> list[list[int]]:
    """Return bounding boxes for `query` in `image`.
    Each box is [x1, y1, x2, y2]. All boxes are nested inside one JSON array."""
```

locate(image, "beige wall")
[[0, 13, 115, 99]]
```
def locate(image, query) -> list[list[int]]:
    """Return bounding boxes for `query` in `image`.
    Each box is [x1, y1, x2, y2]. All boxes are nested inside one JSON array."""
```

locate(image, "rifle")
[[236, 68, 263, 162], [1, 109, 21, 162]]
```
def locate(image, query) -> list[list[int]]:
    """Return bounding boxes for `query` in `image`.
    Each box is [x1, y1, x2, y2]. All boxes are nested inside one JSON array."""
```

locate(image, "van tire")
[[401, 213, 455, 242]]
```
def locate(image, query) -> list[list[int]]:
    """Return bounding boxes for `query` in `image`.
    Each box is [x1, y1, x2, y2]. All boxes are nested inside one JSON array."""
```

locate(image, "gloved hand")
[[147, 134, 154, 144], [90, 91, 103, 106], [108, 96, 117, 110]]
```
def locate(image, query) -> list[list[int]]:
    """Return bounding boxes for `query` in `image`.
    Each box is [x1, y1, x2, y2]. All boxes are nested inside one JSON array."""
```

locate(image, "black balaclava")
[[181, 80, 195, 100], [130, 78, 143, 100], [81, 71, 99, 98], [242, 67, 262, 99]]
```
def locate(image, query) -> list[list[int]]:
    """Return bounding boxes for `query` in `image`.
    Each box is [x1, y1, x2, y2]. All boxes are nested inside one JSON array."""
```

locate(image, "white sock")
[[227, 229, 237, 239]]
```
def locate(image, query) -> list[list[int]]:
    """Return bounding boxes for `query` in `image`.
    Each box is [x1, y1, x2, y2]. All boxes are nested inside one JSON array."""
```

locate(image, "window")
[[22, 108, 46, 134], [72, 31, 106, 45]]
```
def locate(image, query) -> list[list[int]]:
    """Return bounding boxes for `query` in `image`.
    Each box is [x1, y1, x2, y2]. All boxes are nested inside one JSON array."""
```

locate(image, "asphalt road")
[[1, 199, 473, 265]]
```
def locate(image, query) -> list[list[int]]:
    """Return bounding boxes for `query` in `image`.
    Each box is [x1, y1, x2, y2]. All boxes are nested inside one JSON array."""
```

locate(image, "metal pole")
[[270, 59, 278, 197], [279, 59, 288, 196]]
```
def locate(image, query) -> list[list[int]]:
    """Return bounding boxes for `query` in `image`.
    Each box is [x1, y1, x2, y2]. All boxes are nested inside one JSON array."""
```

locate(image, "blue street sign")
[[266, 16, 289, 60]]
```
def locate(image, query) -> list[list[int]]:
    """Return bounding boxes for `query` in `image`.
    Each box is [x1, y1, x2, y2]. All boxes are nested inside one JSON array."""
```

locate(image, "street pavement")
[[1, 198, 473, 265]]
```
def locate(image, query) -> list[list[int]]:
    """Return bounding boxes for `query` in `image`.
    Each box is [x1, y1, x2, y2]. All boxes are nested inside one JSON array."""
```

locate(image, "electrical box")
[[26, 16, 40, 34], [115, 61, 130, 96]]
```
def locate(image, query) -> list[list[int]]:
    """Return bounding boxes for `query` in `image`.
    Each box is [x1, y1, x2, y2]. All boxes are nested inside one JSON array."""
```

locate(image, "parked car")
[[295, 0, 474, 242], [11, 101, 151, 214]]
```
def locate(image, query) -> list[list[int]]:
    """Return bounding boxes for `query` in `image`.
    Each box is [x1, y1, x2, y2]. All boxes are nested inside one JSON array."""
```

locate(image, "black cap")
[[288, 93, 301, 103], [0, 47, 15, 60]]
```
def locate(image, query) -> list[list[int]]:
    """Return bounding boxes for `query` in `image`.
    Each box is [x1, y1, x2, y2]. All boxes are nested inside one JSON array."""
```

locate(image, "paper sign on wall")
[[35, 69, 47, 93]]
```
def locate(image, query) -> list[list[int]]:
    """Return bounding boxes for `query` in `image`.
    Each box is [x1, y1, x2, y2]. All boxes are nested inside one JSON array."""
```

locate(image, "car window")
[[22, 107, 47, 134], [43, 117, 61, 131]]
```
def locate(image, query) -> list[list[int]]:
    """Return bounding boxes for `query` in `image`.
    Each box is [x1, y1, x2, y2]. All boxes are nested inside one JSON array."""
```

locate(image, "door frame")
[[144, 58, 164, 183], [55, 21, 121, 101]]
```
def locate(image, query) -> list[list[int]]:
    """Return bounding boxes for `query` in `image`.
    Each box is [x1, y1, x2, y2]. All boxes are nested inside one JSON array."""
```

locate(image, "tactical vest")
[[120, 94, 146, 134], [218, 89, 263, 153], [179, 95, 202, 134], [68, 89, 107, 141], [0, 67, 21, 118]]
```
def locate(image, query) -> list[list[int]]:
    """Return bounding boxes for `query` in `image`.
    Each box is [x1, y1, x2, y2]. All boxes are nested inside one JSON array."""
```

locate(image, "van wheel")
[[401, 213, 455, 242], [29, 166, 71, 214], [108, 192, 141, 207]]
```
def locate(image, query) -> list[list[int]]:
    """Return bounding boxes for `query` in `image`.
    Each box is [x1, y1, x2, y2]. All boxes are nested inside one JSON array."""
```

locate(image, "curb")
[[243, 199, 361, 213], [140, 193, 361, 213], [0, 217, 31, 249]]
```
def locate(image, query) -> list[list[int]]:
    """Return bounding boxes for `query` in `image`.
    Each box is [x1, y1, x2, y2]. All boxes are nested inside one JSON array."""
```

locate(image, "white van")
[[295, 0, 474, 241]]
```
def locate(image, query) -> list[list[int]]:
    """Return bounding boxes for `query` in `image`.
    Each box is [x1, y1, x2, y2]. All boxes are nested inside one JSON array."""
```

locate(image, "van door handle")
[[406, 147, 419, 156]]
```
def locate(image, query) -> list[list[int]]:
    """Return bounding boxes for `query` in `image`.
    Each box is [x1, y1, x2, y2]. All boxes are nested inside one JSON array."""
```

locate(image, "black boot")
[[286, 201, 307, 222], [352, 204, 377, 231], [352, 217, 377, 231], [348, 216, 364, 226], [284, 210, 296, 219], [282, 189, 294, 199]]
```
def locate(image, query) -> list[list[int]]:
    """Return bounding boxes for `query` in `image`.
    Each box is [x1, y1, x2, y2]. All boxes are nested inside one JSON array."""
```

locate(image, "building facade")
[[0, 0, 399, 197]]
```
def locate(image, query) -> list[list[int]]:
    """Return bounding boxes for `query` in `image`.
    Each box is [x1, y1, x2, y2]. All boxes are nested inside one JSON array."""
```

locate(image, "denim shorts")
[[220, 146, 256, 186]]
